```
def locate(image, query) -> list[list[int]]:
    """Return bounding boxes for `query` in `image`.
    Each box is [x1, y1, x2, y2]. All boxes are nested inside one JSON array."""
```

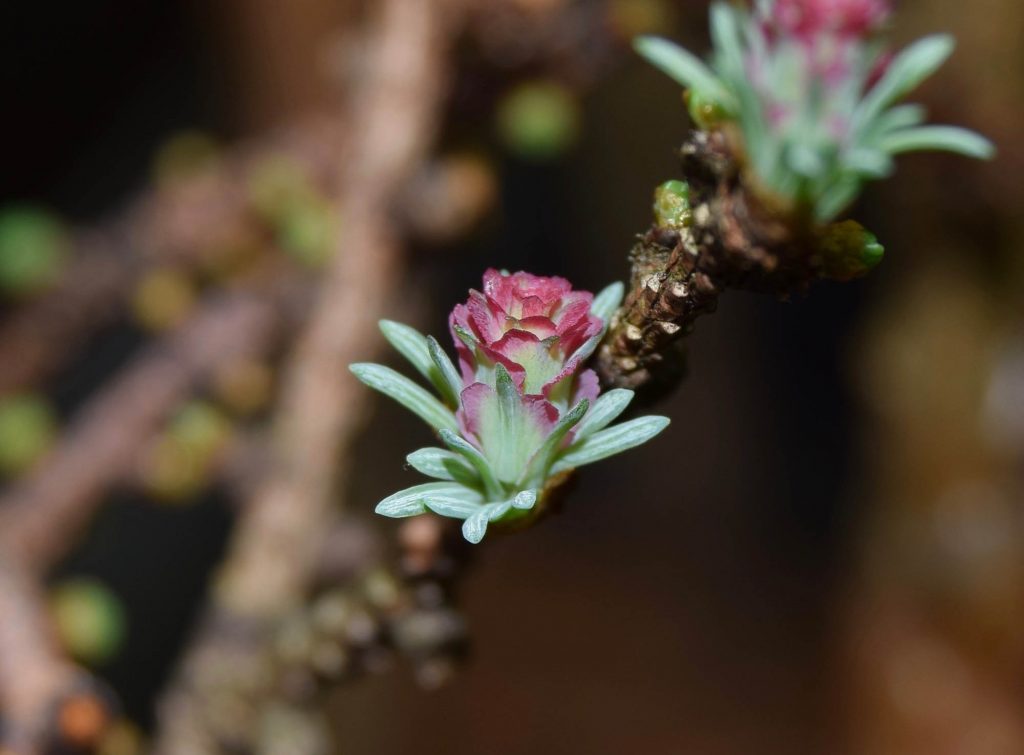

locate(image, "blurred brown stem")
[[153, 0, 459, 751], [0, 561, 84, 753], [0, 117, 346, 399], [0, 289, 286, 575]]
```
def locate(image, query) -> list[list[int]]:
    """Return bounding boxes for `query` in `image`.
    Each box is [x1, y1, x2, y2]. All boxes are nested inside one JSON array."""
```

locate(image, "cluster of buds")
[[351, 270, 669, 543], [635, 0, 992, 221]]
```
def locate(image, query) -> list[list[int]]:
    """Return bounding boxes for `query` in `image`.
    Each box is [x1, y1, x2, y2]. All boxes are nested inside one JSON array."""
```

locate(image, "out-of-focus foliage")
[[276, 196, 337, 268], [247, 154, 337, 268], [0, 393, 57, 474], [213, 357, 275, 416], [50, 578, 128, 666], [495, 81, 581, 161], [132, 268, 198, 332], [140, 401, 232, 501], [0, 206, 68, 296]]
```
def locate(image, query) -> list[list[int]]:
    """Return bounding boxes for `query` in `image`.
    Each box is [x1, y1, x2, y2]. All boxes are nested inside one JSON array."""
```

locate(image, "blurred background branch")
[[154, 0, 457, 749], [0, 0, 1018, 754], [0, 0, 627, 751]]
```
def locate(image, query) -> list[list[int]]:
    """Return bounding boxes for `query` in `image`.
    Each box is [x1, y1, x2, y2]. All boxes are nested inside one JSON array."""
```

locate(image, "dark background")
[[2, 1, 1017, 753]]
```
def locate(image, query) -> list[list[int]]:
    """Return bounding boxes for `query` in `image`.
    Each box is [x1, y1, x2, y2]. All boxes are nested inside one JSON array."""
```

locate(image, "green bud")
[[132, 268, 197, 332], [652, 179, 691, 229], [277, 197, 337, 269], [50, 578, 127, 665], [496, 81, 580, 161], [684, 89, 729, 131], [0, 207, 68, 296], [0, 394, 57, 474], [245, 155, 338, 268], [171, 401, 231, 456], [247, 154, 313, 223], [142, 401, 231, 501], [817, 220, 885, 281], [861, 235, 885, 269]]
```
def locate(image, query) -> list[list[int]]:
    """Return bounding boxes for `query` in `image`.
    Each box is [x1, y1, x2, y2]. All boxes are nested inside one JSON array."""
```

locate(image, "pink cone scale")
[[450, 269, 602, 481], [350, 270, 670, 543], [765, 0, 889, 43]]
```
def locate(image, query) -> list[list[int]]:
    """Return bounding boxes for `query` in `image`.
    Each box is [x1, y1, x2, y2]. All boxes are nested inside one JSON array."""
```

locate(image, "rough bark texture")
[[597, 130, 823, 400]]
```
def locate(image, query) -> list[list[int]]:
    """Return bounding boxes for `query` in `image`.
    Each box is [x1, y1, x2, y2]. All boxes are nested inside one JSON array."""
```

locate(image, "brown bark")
[[596, 130, 821, 400]]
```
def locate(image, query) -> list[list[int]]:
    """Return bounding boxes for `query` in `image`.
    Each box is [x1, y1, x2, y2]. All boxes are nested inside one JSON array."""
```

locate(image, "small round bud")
[[246, 154, 312, 224], [141, 401, 231, 501], [212, 358, 274, 416], [132, 268, 196, 332], [50, 579, 127, 666], [684, 89, 729, 130], [276, 197, 337, 269], [310, 593, 352, 637], [56, 693, 113, 750], [0, 207, 68, 296], [361, 569, 403, 612], [817, 219, 885, 281], [652, 179, 692, 230], [0, 394, 57, 475], [390, 608, 467, 659], [496, 81, 580, 161]]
